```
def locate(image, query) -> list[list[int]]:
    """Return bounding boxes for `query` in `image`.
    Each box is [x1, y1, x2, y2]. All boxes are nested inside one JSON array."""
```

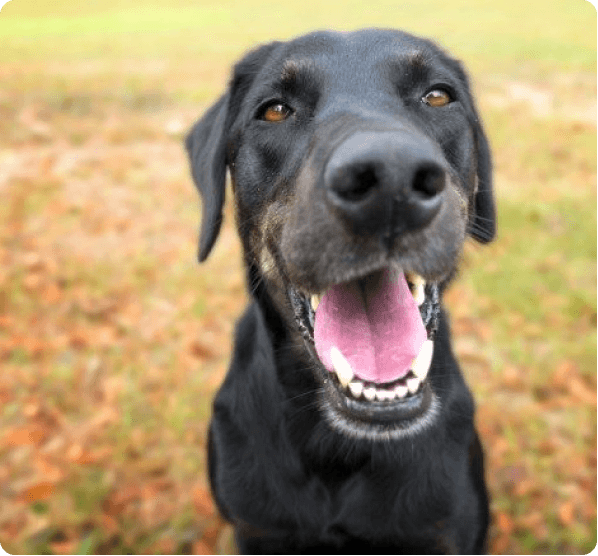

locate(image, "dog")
[[186, 28, 495, 554]]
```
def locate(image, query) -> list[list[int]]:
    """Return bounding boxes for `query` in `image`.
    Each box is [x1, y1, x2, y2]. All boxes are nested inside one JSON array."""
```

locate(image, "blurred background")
[[0, 0, 595, 553]]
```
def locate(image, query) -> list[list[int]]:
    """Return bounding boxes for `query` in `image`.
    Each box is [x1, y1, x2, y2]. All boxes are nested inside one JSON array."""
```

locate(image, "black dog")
[[186, 28, 495, 554]]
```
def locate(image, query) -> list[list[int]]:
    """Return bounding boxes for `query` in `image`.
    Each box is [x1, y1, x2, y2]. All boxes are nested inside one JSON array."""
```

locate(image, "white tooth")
[[348, 381, 363, 398], [311, 294, 321, 312], [375, 388, 395, 401], [412, 340, 434, 381], [407, 274, 426, 306], [394, 384, 409, 398], [363, 386, 376, 401], [414, 282, 425, 306], [330, 347, 354, 387], [412, 274, 426, 288], [407, 376, 420, 394]]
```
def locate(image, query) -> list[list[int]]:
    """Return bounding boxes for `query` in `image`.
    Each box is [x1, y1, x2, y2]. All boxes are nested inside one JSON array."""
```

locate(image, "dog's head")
[[187, 29, 495, 440]]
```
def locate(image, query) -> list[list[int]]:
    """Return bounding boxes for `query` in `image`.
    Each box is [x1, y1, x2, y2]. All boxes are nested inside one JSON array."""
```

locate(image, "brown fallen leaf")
[[491, 533, 510, 555], [201, 523, 222, 545], [100, 513, 119, 535], [558, 501, 575, 526], [520, 511, 549, 540], [0, 315, 13, 329], [192, 484, 216, 518], [49, 539, 77, 555], [42, 282, 62, 304], [568, 376, 597, 405], [188, 339, 214, 360], [21, 481, 55, 502], [192, 540, 212, 555], [551, 359, 577, 390], [502, 365, 523, 389], [496, 511, 514, 535], [34, 455, 65, 483], [3, 424, 49, 447], [23, 273, 42, 290]]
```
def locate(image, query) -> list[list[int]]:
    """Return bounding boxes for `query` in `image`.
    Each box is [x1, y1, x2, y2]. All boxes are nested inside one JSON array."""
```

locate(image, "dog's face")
[[187, 29, 495, 440]]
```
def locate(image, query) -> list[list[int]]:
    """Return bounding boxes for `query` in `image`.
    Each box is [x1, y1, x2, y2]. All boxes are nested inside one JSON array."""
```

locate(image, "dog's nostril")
[[347, 167, 378, 201], [332, 165, 379, 203], [412, 164, 446, 200]]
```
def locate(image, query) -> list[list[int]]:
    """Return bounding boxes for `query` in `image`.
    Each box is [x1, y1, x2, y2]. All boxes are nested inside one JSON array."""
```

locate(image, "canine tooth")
[[407, 376, 420, 394], [394, 384, 409, 398], [310, 294, 322, 312], [412, 340, 434, 381], [330, 347, 354, 387], [363, 386, 376, 401], [406, 274, 426, 306], [348, 381, 363, 398], [414, 282, 425, 306]]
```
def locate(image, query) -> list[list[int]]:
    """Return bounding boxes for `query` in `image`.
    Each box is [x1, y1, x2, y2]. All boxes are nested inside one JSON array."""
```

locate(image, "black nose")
[[325, 132, 447, 239]]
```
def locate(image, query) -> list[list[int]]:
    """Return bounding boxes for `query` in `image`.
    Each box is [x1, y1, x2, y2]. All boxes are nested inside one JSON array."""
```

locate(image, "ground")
[[0, 0, 595, 553]]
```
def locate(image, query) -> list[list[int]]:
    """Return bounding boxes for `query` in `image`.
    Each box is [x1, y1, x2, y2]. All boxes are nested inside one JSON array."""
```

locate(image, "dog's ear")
[[186, 94, 230, 262], [186, 41, 281, 261], [449, 59, 496, 244], [470, 121, 496, 244]]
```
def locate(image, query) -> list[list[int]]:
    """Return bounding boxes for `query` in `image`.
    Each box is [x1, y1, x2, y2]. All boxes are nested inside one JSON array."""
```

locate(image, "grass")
[[0, 0, 595, 553]]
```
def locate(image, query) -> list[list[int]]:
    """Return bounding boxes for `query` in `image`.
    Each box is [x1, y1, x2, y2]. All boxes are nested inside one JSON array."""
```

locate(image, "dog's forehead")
[[273, 29, 446, 78]]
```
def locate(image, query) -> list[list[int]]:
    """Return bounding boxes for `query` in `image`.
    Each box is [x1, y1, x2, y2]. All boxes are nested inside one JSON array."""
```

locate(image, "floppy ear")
[[470, 122, 496, 244], [186, 94, 230, 262], [448, 58, 496, 244], [186, 41, 282, 261]]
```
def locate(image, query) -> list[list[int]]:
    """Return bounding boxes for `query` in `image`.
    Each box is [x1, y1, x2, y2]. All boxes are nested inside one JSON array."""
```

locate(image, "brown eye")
[[422, 89, 452, 107], [261, 103, 292, 122]]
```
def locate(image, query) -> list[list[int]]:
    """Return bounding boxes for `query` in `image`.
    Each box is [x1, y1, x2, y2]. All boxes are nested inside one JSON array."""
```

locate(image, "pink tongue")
[[314, 270, 426, 384]]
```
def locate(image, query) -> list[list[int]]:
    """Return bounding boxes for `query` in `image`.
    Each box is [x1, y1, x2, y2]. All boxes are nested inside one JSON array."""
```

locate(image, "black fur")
[[186, 29, 494, 554]]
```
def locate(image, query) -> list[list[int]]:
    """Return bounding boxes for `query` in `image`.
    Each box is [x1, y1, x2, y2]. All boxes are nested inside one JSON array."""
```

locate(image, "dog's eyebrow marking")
[[387, 50, 431, 72], [404, 50, 428, 67], [280, 58, 318, 84], [385, 50, 432, 92]]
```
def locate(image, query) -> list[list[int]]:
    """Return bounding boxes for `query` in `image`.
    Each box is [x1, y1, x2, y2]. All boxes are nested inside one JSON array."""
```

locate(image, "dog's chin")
[[289, 266, 442, 441]]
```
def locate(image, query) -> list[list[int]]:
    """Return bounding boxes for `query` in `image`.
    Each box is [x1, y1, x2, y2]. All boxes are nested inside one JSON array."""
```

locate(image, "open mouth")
[[289, 267, 440, 437]]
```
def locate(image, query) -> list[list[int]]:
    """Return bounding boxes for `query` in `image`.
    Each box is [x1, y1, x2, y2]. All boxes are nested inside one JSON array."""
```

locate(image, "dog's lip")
[[295, 257, 442, 299], [324, 377, 434, 425]]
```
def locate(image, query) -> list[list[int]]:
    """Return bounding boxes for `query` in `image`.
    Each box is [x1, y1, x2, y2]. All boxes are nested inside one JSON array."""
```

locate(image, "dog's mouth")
[[289, 267, 440, 438]]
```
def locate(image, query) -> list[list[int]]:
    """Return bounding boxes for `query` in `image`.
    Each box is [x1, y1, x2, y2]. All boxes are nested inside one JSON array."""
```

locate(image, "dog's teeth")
[[407, 376, 421, 394], [348, 381, 363, 398], [414, 282, 425, 306], [412, 340, 434, 381], [310, 294, 322, 312], [394, 383, 409, 398], [363, 386, 376, 401], [406, 273, 426, 306], [330, 347, 354, 387], [376, 389, 395, 401]]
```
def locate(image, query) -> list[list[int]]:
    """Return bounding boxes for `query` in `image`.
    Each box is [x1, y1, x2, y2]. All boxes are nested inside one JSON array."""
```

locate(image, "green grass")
[[0, 0, 595, 72], [0, 0, 595, 553]]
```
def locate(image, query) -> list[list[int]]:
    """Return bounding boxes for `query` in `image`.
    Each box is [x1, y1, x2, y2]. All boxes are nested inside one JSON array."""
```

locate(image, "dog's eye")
[[422, 89, 453, 107], [261, 102, 292, 122], [260, 102, 292, 122]]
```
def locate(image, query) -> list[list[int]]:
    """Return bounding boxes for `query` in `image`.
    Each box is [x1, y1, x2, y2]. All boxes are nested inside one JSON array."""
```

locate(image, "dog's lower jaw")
[[320, 382, 441, 441]]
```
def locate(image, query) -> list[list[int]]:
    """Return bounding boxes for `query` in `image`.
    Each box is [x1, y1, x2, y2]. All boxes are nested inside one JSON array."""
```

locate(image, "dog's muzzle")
[[289, 267, 441, 438]]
